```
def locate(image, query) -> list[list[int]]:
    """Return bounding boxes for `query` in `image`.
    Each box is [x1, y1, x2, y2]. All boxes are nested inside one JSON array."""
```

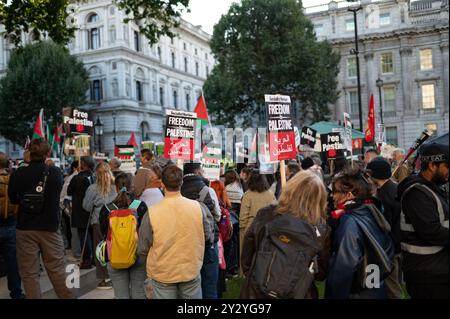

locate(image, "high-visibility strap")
[[401, 242, 444, 255], [401, 183, 449, 232]]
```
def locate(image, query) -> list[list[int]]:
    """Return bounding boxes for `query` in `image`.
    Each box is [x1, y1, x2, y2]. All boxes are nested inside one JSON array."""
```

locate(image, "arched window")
[[87, 13, 99, 23]]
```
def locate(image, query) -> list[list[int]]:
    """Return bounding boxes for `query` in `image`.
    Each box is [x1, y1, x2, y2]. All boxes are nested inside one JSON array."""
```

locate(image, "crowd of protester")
[[0, 138, 448, 299]]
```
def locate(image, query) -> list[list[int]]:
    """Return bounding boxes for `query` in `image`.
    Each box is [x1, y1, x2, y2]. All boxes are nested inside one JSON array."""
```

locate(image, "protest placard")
[[163, 110, 197, 161], [320, 132, 346, 160], [265, 94, 296, 161], [300, 126, 317, 149]]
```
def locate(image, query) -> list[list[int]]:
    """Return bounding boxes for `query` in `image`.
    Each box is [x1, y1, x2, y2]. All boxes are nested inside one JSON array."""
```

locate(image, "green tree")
[[204, 0, 340, 127], [0, 0, 190, 47], [0, 41, 89, 145]]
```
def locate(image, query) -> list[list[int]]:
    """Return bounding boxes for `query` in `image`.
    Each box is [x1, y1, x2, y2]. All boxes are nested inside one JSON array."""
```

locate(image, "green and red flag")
[[194, 95, 209, 127], [32, 108, 45, 140]]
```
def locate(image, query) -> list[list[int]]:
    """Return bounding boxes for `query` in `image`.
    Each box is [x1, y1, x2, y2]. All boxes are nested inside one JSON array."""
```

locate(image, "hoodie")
[[397, 174, 449, 284]]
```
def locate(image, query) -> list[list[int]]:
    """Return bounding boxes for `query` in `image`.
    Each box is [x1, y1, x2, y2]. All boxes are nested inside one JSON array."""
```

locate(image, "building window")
[[157, 46, 161, 60], [109, 6, 115, 15], [183, 42, 187, 50], [381, 52, 393, 74], [90, 80, 102, 101], [347, 57, 357, 78], [173, 90, 178, 109], [171, 52, 176, 68], [184, 57, 188, 73], [186, 93, 190, 110], [205, 53, 208, 60], [314, 23, 323, 34], [386, 127, 398, 145], [88, 28, 101, 49], [379, 13, 391, 26], [421, 84, 435, 109], [345, 19, 355, 32], [136, 81, 143, 101], [206, 66, 209, 77], [159, 87, 164, 106], [109, 26, 116, 44], [134, 31, 140, 51], [195, 48, 198, 55], [348, 91, 359, 115], [170, 37, 174, 45], [112, 62, 117, 70], [195, 62, 199, 77], [383, 87, 396, 112], [425, 123, 438, 136], [87, 13, 99, 23], [420, 49, 433, 70]]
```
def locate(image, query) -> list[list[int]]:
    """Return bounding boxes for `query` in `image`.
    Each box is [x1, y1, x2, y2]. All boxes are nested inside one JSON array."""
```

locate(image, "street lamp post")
[[94, 117, 104, 153], [112, 110, 117, 147], [348, 2, 363, 132], [376, 77, 384, 125]]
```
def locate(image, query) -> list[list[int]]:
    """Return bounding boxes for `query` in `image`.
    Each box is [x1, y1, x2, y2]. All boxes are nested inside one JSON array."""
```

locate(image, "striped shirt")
[[225, 182, 244, 204]]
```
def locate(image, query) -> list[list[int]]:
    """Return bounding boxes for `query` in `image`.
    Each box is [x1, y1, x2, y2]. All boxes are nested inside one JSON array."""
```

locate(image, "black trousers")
[[406, 282, 449, 299]]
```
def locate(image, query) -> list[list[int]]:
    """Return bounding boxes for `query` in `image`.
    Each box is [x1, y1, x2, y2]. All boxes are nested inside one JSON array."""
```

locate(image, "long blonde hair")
[[276, 170, 327, 225], [95, 162, 115, 199]]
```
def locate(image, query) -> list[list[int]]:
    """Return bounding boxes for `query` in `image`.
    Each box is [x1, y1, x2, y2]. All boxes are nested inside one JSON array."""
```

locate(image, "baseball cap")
[[419, 142, 449, 165]]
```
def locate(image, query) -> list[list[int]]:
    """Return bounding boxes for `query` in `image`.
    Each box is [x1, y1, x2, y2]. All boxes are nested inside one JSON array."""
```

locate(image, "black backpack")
[[251, 214, 322, 299]]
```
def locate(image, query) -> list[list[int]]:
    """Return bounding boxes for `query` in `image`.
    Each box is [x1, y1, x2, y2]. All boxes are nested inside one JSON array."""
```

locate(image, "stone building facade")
[[306, 0, 449, 148], [0, 0, 213, 157]]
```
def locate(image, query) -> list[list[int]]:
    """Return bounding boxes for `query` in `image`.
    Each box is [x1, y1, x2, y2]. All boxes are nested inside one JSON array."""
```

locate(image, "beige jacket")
[[146, 192, 205, 283], [239, 190, 277, 232]]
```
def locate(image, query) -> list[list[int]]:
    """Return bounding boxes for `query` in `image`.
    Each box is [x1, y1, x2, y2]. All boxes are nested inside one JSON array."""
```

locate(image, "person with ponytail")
[[98, 173, 149, 299], [83, 162, 117, 289]]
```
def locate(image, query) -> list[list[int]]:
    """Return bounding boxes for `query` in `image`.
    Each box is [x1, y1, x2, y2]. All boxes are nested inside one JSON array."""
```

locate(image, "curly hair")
[[332, 167, 375, 200]]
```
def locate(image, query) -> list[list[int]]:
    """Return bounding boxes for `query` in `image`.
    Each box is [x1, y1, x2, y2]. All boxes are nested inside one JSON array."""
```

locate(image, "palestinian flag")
[[194, 95, 209, 126], [32, 109, 45, 140], [51, 124, 63, 153], [127, 132, 138, 149]]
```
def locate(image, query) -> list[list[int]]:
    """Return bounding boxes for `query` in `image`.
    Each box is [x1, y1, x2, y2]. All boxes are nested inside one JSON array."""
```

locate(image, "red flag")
[[365, 94, 375, 143], [127, 132, 138, 148], [194, 95, 209, 125]]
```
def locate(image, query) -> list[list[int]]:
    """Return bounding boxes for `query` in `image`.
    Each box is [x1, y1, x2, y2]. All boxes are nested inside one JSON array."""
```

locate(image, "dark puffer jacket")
[[181, 174, 219, 243], [325, 198, 394, 299]]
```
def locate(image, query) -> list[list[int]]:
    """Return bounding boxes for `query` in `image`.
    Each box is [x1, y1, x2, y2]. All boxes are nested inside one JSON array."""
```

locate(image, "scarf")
[[331, 198, 375, 220]]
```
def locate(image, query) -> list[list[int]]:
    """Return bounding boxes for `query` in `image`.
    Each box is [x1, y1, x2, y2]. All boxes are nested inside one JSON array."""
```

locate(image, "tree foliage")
[[0, 41, 89, 145], [203, 0, 340, 127], [0, 0, 190, 47]]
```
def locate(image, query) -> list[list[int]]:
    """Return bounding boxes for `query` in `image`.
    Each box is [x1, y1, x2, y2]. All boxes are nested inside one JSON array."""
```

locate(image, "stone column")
[[118, 61, 126, 97], [0, 35, 4, 70], [399, 46, 413, 114], [440, 40, 449, 114]]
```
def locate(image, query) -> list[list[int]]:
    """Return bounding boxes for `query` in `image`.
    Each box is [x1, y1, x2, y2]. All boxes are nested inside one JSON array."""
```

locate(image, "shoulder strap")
[[402, 183, 447, 225], [199, 186, 210, 203]]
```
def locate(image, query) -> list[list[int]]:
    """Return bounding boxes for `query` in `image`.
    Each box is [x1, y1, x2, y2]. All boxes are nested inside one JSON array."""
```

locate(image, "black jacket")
[[377, 180, 401, 254], [325, 198, 394, 299], [181, 174, 219, 243], [397, 174, 449, 284], [8, 161, 63, 232], [67, 170, 94, 228]]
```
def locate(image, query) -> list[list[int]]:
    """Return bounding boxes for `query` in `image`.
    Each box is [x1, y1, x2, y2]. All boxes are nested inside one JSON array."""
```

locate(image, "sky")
[[182, 0, 330, 35]]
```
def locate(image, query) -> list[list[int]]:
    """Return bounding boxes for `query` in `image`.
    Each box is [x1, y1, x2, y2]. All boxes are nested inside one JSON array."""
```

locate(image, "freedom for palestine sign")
[[163, 110, 197, 161], [265, 94, 297, 161]]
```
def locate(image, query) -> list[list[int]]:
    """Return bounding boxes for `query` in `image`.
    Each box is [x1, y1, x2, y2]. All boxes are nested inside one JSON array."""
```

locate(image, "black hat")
[[419, 142, 449, 164], [301, 157, 314, 170], [366, 156, 392, 180], [81, 156, 96, 171]]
